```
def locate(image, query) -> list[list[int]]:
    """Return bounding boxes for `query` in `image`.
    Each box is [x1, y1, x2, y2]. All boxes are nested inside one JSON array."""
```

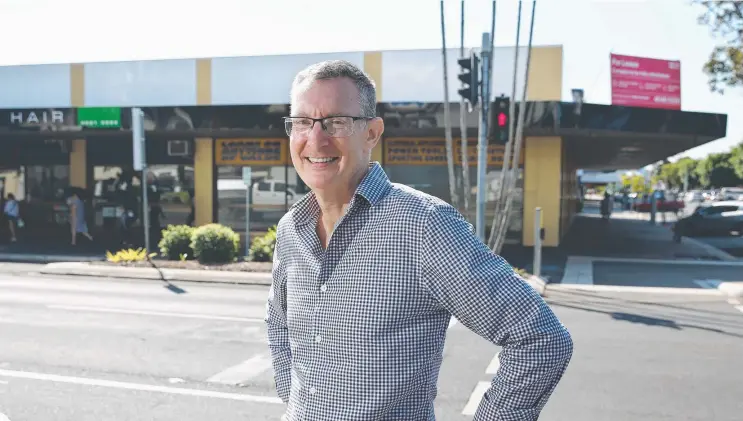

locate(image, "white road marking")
[[571, 256, 743, 267], [735, 305, 743, 314], [0, 368, 282, 404], [0, 379, 8, 384], [207, 355, 273, 385], [485, 352, 501, 374], [549, 284, 722, 295], [693, 279, 723, 289], [560, 256, 594, 285], [462, 381, 491, 416], [46, 305, 264, 323], [0, 412, 10, 421]]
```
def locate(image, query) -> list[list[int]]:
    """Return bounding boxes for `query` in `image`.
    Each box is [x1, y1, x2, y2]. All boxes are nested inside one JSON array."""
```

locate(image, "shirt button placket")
[[308, 260, 330, 406]]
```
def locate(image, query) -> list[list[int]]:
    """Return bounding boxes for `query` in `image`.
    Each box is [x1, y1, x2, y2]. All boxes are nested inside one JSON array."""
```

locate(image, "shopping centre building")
[[0, 46, 727, 247]]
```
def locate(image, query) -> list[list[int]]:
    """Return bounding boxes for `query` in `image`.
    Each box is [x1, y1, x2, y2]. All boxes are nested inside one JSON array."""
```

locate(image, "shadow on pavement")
[[547, 291, 743, 340]]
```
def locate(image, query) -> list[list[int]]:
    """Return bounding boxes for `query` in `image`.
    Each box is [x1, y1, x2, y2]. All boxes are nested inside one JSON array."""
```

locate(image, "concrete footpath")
[[38, 261, 548, 296], [39, 262, 273, 286]]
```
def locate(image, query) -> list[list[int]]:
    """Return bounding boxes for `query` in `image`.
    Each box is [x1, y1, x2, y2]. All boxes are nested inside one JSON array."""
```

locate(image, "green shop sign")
[[77, 107, 121, 128]]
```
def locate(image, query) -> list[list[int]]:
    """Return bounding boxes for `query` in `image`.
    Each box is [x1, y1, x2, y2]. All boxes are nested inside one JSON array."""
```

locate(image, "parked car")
[[672, 200, 743, 242]]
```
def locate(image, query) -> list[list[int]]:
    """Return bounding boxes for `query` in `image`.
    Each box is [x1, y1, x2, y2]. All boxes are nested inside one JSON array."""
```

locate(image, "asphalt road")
[[542, 289, 743, 421], [1, 265, 742, 420], [0, 267, 497, 421]]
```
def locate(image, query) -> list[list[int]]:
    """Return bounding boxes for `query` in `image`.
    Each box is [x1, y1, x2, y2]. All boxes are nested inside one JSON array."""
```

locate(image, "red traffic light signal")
[[497, 112, 507, 127]]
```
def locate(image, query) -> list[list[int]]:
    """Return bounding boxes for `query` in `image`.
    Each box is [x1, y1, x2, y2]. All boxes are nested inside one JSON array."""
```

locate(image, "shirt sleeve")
[[265, 230, 292, 403], [420, 203, 573, 421]]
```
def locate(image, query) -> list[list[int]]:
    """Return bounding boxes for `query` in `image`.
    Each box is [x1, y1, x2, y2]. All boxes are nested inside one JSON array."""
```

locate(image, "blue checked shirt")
[[265, 162, 572, 421]]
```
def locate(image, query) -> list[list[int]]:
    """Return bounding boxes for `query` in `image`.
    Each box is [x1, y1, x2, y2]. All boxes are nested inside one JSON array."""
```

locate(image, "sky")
[[1, 0, 741, 160]]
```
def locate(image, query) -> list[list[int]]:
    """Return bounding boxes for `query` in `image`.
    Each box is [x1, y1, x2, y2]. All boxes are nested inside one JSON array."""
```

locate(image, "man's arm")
[[421, 204, 573, 421], [265, 233, 292, 403]]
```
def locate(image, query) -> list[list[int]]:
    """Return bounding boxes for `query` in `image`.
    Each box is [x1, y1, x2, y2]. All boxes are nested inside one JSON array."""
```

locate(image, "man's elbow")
[[548, 324, 574, 366]]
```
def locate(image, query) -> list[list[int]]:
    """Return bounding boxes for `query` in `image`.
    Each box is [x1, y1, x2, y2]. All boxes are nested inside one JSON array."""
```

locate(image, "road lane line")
[[207, 355, 273, 385], [0, 368, 282, 404], [462, 381, 491, 416], [693, 280, 723, 289], [46, 305, 264, 323], [485, 352, 500, 374], [549, 284, 723, 295]]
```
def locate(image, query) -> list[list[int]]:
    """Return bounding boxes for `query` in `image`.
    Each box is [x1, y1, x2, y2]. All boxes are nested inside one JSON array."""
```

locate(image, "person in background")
[[600, 191, 613, 221], [68, 192, 93, 246], [3, 193, 19, 242]]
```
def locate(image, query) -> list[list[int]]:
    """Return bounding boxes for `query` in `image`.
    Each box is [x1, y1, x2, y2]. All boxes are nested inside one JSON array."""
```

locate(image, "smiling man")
[[265, 60, 573, 421]]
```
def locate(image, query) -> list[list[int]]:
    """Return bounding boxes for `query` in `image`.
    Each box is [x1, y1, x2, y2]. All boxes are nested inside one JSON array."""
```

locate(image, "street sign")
[[77, 107, 121, 128]]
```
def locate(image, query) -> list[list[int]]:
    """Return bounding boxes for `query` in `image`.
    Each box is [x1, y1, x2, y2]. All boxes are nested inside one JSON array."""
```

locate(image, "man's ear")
[[366, 117, 384, 150]]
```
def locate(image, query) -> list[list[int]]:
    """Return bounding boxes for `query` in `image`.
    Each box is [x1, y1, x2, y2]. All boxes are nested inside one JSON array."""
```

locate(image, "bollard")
[[533, 207, 542, 278]]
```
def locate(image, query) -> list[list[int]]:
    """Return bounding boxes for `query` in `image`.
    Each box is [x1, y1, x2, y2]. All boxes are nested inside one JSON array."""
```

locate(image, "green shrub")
[[249, 226, 277, 262], [159, 224, 195, 260], [191, 223, 240, 264]]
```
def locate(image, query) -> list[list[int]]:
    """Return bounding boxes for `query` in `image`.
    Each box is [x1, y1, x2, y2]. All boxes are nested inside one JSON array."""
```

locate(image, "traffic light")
[[491, 95, 510, 144], [457, 53, 480, 106]]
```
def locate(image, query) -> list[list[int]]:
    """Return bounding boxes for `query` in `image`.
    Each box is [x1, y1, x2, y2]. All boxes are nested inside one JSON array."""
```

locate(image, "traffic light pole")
[[476, 33, 491, 242]]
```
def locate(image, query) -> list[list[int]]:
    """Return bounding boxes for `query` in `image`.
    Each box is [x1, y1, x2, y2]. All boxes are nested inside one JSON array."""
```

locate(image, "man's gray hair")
[[290, 60, 377, 118]]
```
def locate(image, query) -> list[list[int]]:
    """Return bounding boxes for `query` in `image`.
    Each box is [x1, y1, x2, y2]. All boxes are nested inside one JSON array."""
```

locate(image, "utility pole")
[[459, 0, 472, 221], [493, 0, 537, 254], [489, 0, 522, 249], [476, 33, 492, 241], [440, 0, 460, 211]]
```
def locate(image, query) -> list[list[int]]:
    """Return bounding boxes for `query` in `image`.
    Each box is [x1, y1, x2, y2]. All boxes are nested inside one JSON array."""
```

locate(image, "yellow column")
[[69, 140, 87, 188], [520, 46, 564, 246], [194, 138, 214, 226], [194, 58, 214, 226], [69, 63, 87, 188], [364, 52, 384, 163], [522, 136, 562, 247], [526, 46, 563, 101]]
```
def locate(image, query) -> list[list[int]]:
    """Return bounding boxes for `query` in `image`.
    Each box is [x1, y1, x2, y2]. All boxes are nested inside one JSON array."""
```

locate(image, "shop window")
[[217, 165, 289, 242], [24, 165, 70, 202], [90, 164, 194, 233]]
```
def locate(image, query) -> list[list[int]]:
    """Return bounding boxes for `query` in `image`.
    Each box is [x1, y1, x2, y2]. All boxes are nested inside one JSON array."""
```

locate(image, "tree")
[[696, 1, 743, 93], [730, 142, 743, 179], [695, 152, 741, 187], [654, 157, 702, 190], [621, 174, 650, 194]]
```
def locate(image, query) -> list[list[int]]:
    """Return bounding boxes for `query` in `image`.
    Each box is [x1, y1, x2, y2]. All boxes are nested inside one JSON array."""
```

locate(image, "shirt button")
[[309, 387, 317, 395], [315, 335, 322, 343], [320, 284, 327, 292]]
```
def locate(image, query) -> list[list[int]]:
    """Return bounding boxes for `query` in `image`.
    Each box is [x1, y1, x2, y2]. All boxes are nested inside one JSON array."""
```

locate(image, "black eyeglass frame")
[[282, 115, 375, 137]]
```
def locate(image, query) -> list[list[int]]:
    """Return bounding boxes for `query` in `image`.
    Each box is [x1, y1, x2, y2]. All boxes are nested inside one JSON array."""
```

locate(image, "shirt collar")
[[291, 161, 391, 226]]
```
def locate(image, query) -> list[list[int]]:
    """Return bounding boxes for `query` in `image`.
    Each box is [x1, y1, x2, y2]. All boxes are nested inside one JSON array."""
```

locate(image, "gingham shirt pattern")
[[265, 162, 573, 421]]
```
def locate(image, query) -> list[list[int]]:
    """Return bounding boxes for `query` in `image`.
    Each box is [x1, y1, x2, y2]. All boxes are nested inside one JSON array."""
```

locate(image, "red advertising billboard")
[[610, 54, 681, 110]]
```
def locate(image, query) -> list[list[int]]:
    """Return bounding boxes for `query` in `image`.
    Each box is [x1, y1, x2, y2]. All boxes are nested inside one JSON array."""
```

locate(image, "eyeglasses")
[[283, 116, 373, 138]]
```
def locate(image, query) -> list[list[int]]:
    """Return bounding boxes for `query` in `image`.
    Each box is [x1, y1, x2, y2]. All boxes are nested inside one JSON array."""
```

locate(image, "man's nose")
[[307, 121, 330, 146]]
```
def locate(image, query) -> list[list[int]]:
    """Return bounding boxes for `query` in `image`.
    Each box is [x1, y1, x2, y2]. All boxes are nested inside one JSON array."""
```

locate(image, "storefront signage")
[[77, 107, 121, 128], [384, 138, 523, 167], [216, 138, 288, 166], [9, 109, 66, 125]]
